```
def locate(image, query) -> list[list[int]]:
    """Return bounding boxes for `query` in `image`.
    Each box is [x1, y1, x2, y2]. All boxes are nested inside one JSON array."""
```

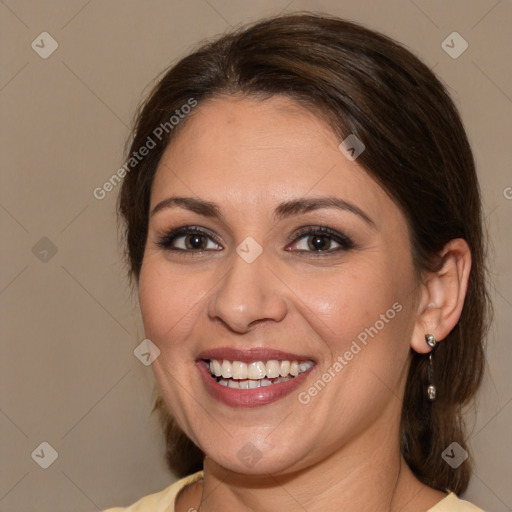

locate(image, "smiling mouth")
[[204, 358, 315, 389]]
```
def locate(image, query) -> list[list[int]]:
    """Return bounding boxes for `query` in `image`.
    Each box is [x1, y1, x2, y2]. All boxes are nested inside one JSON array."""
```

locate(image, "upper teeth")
[[209, 359, 314, 380]]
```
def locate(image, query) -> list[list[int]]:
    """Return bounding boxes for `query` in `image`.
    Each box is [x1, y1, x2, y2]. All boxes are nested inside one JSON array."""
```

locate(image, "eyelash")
[[155, 225, 354, 256]]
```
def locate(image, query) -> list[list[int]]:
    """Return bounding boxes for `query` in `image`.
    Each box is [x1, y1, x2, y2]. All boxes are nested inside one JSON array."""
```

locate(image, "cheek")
[[291, 261, 404, 339], [138, 257, 206, 352], [297, 272, 411, 414], [288, 254, 415, 395], [138, 259, 207, 429]]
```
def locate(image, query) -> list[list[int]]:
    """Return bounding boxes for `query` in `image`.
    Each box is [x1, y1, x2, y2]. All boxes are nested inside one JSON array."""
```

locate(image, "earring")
[[425, 334, 438, 401]]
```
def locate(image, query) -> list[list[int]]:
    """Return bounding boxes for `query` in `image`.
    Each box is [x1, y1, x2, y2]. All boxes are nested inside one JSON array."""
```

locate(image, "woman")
[[104, 13, 489, 512]]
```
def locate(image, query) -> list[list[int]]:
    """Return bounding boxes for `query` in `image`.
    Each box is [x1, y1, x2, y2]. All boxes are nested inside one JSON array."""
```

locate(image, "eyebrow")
[[150, 195, 375, 227]]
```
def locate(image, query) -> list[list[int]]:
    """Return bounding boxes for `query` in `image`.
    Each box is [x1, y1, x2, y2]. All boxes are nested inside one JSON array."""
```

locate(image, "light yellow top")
[[102, 471, 485, 511]]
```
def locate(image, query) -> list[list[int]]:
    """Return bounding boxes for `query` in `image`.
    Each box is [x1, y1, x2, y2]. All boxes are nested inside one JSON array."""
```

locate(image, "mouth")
[[196, 348, 316, 407], [205, 358, 314, 389]]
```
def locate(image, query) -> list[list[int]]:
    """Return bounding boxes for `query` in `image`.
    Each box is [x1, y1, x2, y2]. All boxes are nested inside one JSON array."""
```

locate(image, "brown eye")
[[156, 226, 223, 252], [287, 226, 354, 254], [183, 233, 209, 250], [306, 234, 336, 251]]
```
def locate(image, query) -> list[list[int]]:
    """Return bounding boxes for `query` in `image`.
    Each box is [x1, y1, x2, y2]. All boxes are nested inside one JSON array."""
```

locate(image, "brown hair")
[[118, 13, 490, 492]]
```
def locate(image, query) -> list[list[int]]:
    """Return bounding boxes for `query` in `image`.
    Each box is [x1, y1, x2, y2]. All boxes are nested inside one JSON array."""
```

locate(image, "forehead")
[[167, 95, 337, 163], [150, 95, 396, 227]]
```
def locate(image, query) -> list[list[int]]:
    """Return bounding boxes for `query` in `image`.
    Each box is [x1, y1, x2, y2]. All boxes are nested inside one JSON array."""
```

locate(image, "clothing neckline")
[[173, 472, 467, 511]]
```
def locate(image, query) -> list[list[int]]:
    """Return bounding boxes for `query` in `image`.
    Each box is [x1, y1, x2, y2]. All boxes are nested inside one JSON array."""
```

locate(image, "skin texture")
[[138, 95, 471, 511]]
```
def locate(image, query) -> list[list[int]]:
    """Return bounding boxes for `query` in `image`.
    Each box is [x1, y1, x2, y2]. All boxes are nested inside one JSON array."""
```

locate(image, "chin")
[[202, 436, 314, 477]]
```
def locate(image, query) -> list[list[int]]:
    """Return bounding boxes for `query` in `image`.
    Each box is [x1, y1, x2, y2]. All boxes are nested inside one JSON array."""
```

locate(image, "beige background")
[[0, 0, 511, 510]]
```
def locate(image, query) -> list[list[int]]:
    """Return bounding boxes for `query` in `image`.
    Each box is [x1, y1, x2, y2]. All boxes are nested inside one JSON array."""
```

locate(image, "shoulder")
[[428, 492, 485, 512], [102, 471, 204, 512]]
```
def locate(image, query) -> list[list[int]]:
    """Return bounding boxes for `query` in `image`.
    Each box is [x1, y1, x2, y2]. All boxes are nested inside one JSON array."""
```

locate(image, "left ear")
[[411, 238, 472, 354]]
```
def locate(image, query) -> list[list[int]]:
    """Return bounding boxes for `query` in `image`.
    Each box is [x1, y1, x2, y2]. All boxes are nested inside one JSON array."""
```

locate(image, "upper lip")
[[197, 347, 315, 363]]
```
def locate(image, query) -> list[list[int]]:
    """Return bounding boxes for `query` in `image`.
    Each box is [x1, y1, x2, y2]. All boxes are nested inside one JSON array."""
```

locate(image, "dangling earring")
[[425, 334, 438, 401]]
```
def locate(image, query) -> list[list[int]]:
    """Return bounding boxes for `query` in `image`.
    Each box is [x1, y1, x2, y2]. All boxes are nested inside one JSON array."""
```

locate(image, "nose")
[[207, 249, 288, 333]]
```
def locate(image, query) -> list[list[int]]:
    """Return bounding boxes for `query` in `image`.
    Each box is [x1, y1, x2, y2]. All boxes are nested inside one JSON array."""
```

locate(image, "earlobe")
[[411, 238, 472, 354]]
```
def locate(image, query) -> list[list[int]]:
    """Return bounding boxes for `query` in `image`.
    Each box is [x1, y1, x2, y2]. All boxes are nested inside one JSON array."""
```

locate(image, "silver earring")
[[425, 334, 438, 401]]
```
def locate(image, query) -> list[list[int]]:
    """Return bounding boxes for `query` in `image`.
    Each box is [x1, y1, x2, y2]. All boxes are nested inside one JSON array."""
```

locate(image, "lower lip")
[[197, 361, 314, 408]]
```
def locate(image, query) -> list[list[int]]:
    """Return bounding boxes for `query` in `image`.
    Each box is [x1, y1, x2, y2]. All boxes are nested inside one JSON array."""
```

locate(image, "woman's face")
[[139, 95, 420, 475]]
